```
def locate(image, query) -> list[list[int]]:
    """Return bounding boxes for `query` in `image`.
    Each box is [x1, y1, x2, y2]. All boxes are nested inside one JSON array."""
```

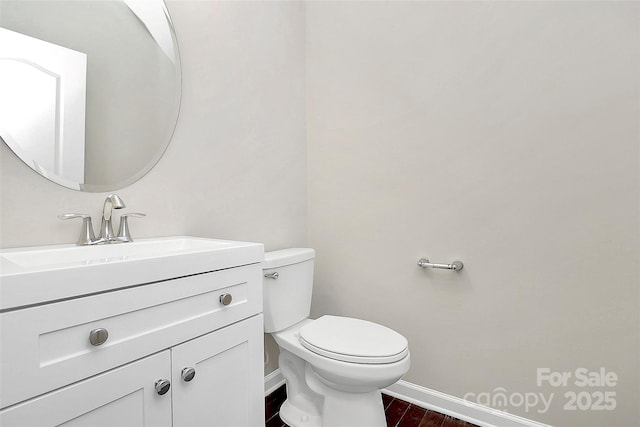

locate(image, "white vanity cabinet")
[[0, 238, 265, 427]]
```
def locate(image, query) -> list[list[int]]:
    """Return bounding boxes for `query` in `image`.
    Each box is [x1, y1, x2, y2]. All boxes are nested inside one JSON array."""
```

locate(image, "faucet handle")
[[58, 213, 96, 246], [116, 213, 146, 242]]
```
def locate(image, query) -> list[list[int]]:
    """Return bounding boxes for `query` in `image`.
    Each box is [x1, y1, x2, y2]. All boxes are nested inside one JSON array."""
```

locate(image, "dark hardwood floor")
[[265, 385, 478, 427]]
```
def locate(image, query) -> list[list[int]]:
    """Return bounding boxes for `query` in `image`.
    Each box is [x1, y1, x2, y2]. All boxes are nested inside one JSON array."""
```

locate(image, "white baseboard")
[[264, 369, 549, 427], [384, 380, 551, 427], [264, 369, 286, 396]]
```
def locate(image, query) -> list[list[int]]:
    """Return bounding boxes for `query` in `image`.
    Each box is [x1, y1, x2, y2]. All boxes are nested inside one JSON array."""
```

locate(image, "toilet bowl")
[[263, 249, 410, 427]]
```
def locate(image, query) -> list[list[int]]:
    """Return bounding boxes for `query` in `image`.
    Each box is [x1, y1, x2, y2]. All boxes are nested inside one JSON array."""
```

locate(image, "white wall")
[[1, 0, 307, 250], [306, 2, 639, 426]]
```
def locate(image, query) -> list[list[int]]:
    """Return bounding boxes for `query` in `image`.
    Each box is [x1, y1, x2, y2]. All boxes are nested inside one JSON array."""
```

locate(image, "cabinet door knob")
[[155, 379, 171, 395], [89, 328, 109, 346], [219, 293, 232, 306], [181, 367, 196, 382]]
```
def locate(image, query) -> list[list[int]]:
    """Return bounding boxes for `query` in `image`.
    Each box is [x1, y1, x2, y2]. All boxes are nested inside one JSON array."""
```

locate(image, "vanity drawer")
[[0, 263, 262, 409]]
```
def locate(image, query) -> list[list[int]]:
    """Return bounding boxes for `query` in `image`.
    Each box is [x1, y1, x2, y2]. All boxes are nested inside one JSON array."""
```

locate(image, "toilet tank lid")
[[263, 248, 315, 269]]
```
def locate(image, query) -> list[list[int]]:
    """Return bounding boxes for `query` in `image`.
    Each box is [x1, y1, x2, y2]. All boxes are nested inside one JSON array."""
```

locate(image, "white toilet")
[[263, 248, 410, 427]]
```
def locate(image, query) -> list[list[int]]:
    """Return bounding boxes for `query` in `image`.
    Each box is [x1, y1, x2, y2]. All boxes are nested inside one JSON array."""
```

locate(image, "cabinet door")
[[172, 315, 265, 427], [0, 351, 172, 427]]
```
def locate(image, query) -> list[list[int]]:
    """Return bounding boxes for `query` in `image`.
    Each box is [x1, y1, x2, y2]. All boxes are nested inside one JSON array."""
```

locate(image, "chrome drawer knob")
[[155, 379, 171, 395], [89, 328, 109, 346], [181, 367, 196, 382], [219, 293, 232, 306]]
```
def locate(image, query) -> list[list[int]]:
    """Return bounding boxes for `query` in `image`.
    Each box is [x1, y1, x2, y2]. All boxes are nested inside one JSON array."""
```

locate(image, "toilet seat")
[[298, 315, 408, 364]]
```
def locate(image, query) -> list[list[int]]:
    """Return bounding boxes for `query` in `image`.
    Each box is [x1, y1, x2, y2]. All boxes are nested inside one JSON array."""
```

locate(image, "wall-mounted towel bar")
[[417, 258, 464, 271]]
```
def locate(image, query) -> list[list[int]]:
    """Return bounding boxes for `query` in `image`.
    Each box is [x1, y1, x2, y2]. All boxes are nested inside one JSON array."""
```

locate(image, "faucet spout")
[[98, 194, 126, 242]]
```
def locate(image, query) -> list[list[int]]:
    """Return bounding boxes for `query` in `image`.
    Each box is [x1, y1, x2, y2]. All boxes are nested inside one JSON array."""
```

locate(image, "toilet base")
[[279, 349, 387, 427], [279, 399, 322, 427], [280, 389, 386, 427]]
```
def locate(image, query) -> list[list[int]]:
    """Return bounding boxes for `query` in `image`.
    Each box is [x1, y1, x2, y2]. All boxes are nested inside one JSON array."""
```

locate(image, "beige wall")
[[1, 0, 307, 250], [307, 1, 639, 426]]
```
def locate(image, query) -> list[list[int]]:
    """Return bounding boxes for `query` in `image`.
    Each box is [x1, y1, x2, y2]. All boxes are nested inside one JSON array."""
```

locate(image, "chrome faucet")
[[97, 194, 126, 242], [59, 194, 145, 245]]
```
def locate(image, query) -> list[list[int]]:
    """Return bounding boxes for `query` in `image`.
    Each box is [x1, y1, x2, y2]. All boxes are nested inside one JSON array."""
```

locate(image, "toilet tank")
[[263, 248, 315, 333]]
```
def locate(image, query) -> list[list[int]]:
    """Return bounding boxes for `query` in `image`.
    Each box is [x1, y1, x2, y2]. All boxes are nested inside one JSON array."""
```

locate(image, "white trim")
[[263, 370, 550, 427], [383, 380, 551, 427], [264, 369, 285, 396]]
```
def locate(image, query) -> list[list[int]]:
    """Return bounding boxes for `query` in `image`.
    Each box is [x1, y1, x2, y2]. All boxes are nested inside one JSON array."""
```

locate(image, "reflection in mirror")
[[0, 0, 181, 192], [1, 29, 87, 188]]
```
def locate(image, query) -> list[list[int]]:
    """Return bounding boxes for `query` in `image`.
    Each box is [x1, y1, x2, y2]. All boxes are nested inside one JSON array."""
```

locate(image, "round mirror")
[[0, 0, 181, 192]]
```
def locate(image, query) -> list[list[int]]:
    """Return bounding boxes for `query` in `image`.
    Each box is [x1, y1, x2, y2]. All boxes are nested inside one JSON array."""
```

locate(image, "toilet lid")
[[298, 315, 408, 364]]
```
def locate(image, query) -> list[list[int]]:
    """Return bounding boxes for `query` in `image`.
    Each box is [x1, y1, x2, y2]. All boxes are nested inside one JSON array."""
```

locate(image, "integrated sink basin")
[[0, 236, 264, 311], [2, 237, 239, 269]]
